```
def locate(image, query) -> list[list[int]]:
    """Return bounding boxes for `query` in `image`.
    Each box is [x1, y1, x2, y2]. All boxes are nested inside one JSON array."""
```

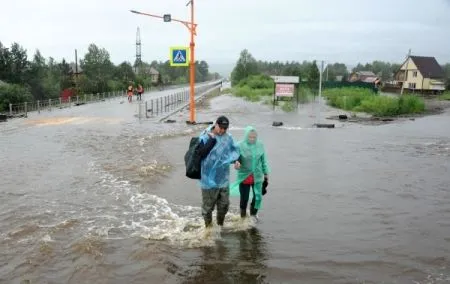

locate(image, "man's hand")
[[264, 174, 268, 181], [234, 161, 241, 169]]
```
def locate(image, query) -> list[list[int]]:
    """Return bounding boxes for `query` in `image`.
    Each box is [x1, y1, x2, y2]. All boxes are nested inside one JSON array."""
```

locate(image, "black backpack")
[[184, 137, 201, 179]]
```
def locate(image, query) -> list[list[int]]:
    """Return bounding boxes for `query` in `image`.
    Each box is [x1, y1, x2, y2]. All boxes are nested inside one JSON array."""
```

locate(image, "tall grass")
[[231, 75, 274, 102], [439, 91, 450, 101], [323, 87, 425, 116]]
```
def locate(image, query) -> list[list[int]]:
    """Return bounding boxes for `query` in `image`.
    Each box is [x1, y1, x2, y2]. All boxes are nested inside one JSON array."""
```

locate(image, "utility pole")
[[317, 60, 324, 124], [135, 27, 142, 74], [74, 49, 80, 96]]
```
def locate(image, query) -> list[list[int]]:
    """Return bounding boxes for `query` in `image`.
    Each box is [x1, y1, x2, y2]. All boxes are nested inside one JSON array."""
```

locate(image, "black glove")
[[262, 178, 268, 196]]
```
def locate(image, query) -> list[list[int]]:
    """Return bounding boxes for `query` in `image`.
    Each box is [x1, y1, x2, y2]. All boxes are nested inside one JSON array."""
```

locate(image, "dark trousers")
[[239, 183, 258, 217], [201, 187, 229, 227]]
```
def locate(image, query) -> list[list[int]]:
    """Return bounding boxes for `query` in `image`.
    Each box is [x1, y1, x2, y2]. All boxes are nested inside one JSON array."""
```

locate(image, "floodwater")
[[1, 85, 449, 284]]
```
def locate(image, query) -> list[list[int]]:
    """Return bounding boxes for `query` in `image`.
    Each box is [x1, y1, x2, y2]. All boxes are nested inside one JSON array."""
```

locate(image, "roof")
[[409, 56, 444, 79], [361, 76, 379, 83], [149, 67, 159, 75], [270, 76, 300, 84], [356, 71, 376, 76]]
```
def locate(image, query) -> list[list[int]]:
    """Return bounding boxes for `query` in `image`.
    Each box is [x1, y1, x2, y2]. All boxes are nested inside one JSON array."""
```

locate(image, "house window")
[[408, 83, 416, 89], [412, 71, 417, 78]]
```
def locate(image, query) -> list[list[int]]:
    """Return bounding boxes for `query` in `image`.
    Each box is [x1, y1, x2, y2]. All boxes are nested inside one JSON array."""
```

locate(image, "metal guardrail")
[[4, 81, 222, 119], [137, 81, 223, 119]]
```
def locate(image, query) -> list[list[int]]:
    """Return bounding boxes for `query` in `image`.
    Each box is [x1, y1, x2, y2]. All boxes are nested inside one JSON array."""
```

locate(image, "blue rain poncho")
[[230, 126, 270, 209], [199, 126, 239, 190]]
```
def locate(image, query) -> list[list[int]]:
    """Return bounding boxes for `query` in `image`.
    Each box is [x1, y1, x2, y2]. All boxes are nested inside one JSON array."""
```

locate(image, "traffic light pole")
[[130, 0, 197, 123]]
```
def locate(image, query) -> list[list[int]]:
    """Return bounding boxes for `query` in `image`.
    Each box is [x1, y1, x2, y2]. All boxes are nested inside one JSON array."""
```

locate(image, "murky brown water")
[[1, 86, 449, 284]]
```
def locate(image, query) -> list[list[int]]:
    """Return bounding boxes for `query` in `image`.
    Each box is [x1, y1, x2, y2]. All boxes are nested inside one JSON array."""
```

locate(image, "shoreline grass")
[[439, 91, 450, 101], [323, 87, 425, 117]]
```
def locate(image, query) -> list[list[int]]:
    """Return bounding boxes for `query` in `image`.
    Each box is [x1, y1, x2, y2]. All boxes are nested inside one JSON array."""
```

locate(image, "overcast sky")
[[1, 0, 449, 72]]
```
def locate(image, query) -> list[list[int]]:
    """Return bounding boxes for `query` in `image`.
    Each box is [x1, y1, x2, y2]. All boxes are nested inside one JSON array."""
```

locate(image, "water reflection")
[[183, 227, 269, 284]]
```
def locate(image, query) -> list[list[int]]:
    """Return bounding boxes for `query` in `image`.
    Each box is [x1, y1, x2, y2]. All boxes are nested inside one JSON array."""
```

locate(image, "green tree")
[[80, 44, 114, 93], [307, 61, 320, 91], [196, 60, 209, 82], [114, 61, 136, 87], [0, 42, 12, 82], [0, 83, 33, 111], [231, 49, 258, 86]]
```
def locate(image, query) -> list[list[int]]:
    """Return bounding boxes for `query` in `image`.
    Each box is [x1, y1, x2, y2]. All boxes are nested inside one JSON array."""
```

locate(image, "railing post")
[[76, 96, 79, 104], [49, 99, 52, 111], [145, 101, 148, 118], [91, 94, 94, 102], [37, 100, 40, 114], [59, 97, 62, 108], [138, 102, 142, 120], [69, 96, 71, 107], [9, 103, 12, 116], [84, 94, 87, 103], [151, 100, 154, 116], [24, 102, 28, 118]]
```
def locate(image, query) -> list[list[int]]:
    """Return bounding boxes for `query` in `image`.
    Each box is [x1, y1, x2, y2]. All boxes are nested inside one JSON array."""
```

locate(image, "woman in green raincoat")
[[230, 126, 270, 219]]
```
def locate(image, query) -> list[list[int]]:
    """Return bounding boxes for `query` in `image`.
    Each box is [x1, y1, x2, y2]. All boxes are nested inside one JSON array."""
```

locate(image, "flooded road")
[[1, 87, 449, 283]]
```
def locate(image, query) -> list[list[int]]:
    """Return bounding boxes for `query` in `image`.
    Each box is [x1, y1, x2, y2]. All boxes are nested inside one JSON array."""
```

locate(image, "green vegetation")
[[323, 87, 425, 116], [228, 50, 317, 112], [439, 91, 450, 101], [227, 48, 448, 114], [0, 41, 218, 111], [232, 75, 274, 102]]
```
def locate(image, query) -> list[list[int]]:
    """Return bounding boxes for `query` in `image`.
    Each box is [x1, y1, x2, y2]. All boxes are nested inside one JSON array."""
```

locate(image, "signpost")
[[170, 47, 189, 67], [275, 84, 295, 97], [130, 0, 198, 124], [271, 76, 300, 110]]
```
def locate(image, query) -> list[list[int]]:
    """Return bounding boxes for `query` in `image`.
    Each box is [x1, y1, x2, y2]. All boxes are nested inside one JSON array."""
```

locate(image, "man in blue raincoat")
[[197, 115, 240, 228]]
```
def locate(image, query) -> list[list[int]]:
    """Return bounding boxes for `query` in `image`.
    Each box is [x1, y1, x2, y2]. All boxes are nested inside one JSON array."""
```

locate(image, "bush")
[[439, 91, 450, 101], [231, 75, 274, 102], [323, 87, 425, 116], [0, 84, 33, 112]]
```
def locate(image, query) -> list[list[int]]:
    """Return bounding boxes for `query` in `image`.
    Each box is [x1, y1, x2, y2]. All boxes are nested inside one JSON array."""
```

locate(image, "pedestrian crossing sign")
[[169, 46, 189, 67]]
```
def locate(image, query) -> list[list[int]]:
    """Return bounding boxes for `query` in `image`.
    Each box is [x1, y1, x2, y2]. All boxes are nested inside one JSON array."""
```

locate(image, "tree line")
[[0, 41, 218, 111], [231, 49, 450, 89]]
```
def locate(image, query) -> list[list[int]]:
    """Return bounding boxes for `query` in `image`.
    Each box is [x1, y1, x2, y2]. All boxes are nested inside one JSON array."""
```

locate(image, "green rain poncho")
[[230, 126, 270, 209]]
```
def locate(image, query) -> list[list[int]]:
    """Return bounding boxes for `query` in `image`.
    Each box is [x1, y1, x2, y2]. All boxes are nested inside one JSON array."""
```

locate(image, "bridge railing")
[[137, 81, 223, 119], [4, 80, 222, 119]]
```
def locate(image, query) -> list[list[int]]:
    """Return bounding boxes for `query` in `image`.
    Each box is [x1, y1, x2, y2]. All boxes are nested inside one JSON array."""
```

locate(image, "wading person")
[[197, 115, 240, 229], [230, 126, 270, 221], [137, 84, 144, 101], [127, 84, 133, 103]]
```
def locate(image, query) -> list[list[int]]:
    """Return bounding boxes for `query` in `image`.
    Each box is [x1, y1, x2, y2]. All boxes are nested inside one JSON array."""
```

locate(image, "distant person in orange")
[[127, 84, 133, 103], [137, 84, 144, 101]]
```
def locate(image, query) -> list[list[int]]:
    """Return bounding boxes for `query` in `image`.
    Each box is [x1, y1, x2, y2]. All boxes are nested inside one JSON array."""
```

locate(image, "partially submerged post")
[[314, 60, 335, 129], [270, 76, 300, 110]]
